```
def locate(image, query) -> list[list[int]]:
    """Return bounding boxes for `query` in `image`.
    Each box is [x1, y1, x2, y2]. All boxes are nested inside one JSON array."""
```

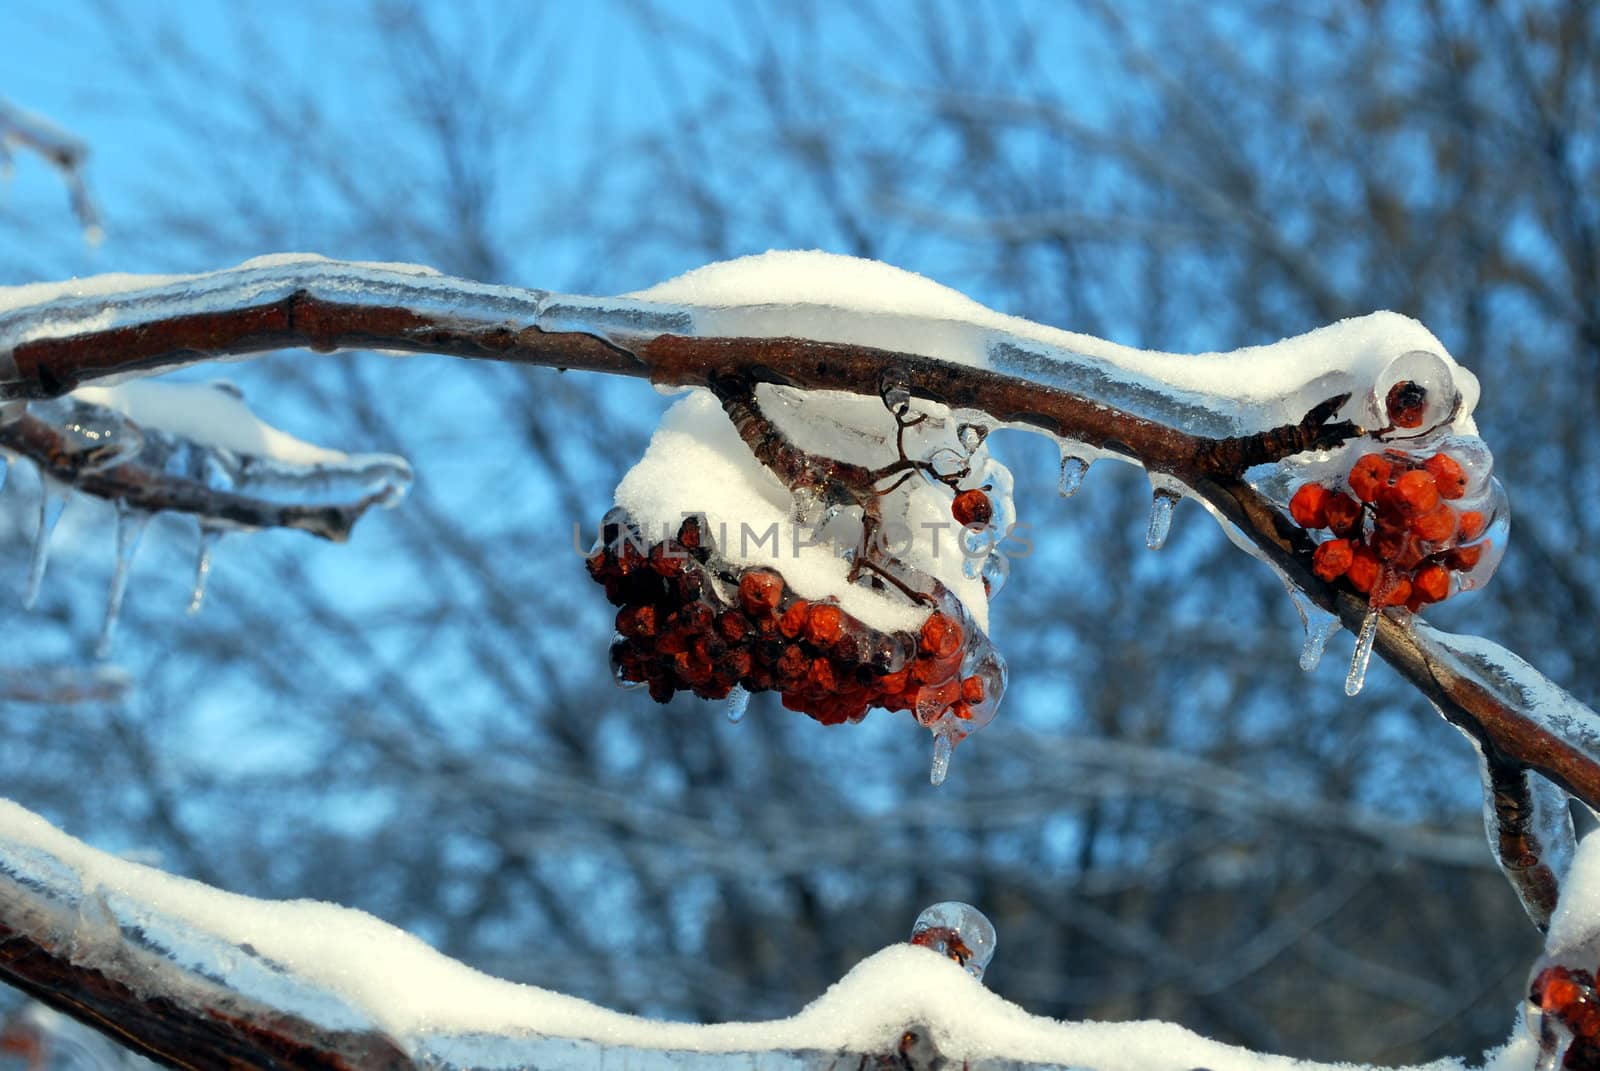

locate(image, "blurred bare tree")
[[2, 0, 1594, 1065]]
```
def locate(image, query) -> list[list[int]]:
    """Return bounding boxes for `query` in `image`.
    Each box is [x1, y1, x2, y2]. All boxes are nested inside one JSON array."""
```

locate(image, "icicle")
[[725, 685, 750, 723], [929, 731, 954, 786], [1345, 609, 1380, 696], [1145, 487, 1181, 550], [909, 901, 998, 982], [1284, 586, 1340, 672], [1057, 452, 1090, 498], [0, 454, 8, 496], [187, 523, 224, 615], [22, 481, 68, 610], [95, 502, 150, 660]]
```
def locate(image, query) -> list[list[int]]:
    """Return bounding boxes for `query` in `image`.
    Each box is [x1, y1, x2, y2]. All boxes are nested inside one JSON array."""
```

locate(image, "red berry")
[[1446, 543, 1484, 571], [1385, 380, 1429, 428], [1289, 483, 1332, 529], [1458, 510, 1487, 541], [1424, 453, 1468, 499], [739, 569, 784, 615], [804, 603, 844, 647], [1348, 455, 1392, 503], [1312, 539, 1354, 581], [1387, 469, 1440, 515], [919, 613, 964, 659], [1410, 503, 1458, 543], [1322, 492, 1364, 538], [1346, 546, 1381, 593], [779, 599, 811, 639], [961, 675, 986, 704], [1413, 564, 1450, 604], [951, 489, 994, 527]]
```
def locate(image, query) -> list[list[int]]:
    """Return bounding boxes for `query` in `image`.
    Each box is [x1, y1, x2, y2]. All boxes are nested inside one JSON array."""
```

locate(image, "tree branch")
[[2, 257, 1593, 912]]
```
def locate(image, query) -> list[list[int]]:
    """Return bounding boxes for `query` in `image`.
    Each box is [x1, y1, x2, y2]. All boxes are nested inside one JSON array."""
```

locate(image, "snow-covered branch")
[[0, 799, 1253, 1071], [0, 257, 1586, 831]]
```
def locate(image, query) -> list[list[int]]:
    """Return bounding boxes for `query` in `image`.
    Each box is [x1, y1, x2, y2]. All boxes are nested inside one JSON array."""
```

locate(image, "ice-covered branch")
[[2, 798, 1354, 1071], [0, 253, 1588, 921]]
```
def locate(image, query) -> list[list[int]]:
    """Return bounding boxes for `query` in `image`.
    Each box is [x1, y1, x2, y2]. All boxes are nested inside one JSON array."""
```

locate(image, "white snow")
[[615, 390, 992, 634], [0, 797, 1501, 1069], [628, 250, 1481, 439], [70, 381, 354, 467]]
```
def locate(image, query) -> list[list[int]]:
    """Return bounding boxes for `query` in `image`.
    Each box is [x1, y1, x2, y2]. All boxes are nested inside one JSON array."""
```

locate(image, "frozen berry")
[[1458, 510, 1487, 541], [805, 603, 845, 647], [1423, 453, 1468, 499], [1385, 380, 1429, 429], [739, 569, 784, 615], [1413, 564, 1450, 604], [1290, 483, 1332, 529], [1322, 492, 1364, 538], [780, 599, 811, 639], [1387, 469, 1440, 515], [1371, 570, 1412, 608], [1346, 545, 1381, 594], [920, 613, 964, 659], [1410, 503, 1458, 543], [1347, 454, 1392, 503], [1312, 539, 1354, 581], [951, 489, 994, 527]]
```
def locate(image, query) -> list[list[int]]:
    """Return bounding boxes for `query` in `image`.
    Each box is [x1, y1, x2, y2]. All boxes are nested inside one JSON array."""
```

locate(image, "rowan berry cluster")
[[1288, 447, 1490, 613], [1531, 964, 1600, 1070], [588, 513, 1002, 732]]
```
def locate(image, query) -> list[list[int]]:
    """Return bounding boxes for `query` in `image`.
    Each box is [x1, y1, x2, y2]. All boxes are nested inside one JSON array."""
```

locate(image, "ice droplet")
[[1284, 586, 1340, 672], [981, 551, 1009, 597], [1057, 452, 1090, 498], [22, 481, 68, 609], [1345, 609, 1380, 696], [96, 502, 150, 660], [725, 685, 750, 723], [910, 901, 998, 982], [1145, 487, 1181, 550], [929, 732, 954, 786], [187, 523, 224, 615]]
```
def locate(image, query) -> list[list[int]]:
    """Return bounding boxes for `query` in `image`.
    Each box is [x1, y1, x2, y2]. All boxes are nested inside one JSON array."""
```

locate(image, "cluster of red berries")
[[1531, 964, 1600, 1070], [588, 514, 995, 728], [1288, 449, 1488, 613]]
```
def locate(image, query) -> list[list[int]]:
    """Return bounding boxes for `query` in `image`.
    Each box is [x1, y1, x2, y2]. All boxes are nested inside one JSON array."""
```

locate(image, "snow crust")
[[0, 798, 1500, 1069], [615, 390, 989, 634], [629, 251, 1480, 440]]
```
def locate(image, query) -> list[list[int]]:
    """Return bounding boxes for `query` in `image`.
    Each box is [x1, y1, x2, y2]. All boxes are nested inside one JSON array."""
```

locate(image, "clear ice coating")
[[724, 685, 750, 724], [188, 523, 223, 614], [1345, 609, 1380, 697], [1145, 484, 1182, 551], [26, 397, 144, 474], [22, 480, 67, 610], [95, 502, 150, 660], [909, 901, 998, 982]]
